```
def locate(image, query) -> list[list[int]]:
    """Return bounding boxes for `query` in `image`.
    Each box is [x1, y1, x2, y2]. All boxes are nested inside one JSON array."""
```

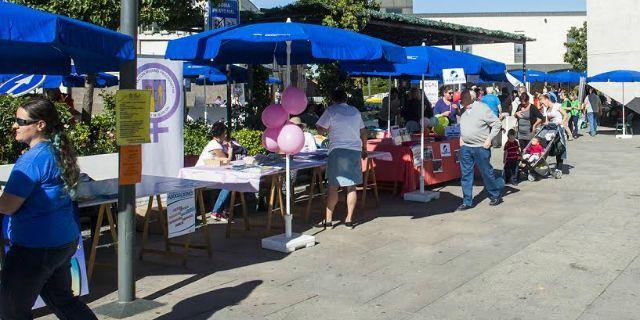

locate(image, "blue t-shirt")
[[3, 141, 79, 248], [481, 94, 501, 116], [433, 98, 458, 124]]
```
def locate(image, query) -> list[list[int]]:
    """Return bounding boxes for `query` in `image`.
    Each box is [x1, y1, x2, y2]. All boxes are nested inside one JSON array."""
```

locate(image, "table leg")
[[156, 194, 171, 252], [87, 204, 106, 281], [361, 159, 371, 209], [239, 192, 250, 231], [197, 189, 212, 257], [266, 175, 277, 233], [105, 204, 118, 252], [226, 191, 237, 238], [276, 175, 286, 228], [304, 168, 318, 223], [139, 196, 154, 260], [370, 160, 380, 205]]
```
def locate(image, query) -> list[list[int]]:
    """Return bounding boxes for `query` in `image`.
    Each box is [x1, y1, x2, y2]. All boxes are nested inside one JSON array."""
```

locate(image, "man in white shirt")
[[316, 88, 367, 229]]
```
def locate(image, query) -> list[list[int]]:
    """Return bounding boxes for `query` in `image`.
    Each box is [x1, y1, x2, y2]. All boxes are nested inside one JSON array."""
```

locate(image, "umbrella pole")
[[622, 82, 626, 136], [420, 74, 425, 193], [285, 40, 292, 239], [387, 76, 391, 135], [203, 78, 208, 123]]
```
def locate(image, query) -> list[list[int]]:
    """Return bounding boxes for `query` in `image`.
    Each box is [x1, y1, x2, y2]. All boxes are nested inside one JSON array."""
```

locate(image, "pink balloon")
[[277, 122, 305, 155], [261, 104, 288, 128], [281, 86, 307, 115], [262, 127, 282, 153]]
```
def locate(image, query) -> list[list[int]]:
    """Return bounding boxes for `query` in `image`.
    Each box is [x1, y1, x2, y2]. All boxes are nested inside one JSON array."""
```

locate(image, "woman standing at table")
[[0, 98, 97, 319], [316, 87, 368, 229], [433, 86, 458, 125], [196, 122, 247, 220], [514, 92, 545, 148]]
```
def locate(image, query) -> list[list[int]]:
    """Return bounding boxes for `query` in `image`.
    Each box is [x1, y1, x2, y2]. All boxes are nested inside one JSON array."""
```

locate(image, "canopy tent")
[[546, 70, 586, 83], [0, 2, 134, 75], [588, 70, 640, 139], [166, 19, 407, 252], [0, 71, 118, 91]]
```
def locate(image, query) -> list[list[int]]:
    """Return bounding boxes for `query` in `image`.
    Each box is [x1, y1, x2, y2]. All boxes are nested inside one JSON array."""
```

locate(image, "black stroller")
[[520, 123, 565, 181]]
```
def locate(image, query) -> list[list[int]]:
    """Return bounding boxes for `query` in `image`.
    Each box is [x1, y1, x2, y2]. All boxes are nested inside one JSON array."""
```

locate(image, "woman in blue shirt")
[[433, 86, 458, 125], [0, 98, 96, 319]]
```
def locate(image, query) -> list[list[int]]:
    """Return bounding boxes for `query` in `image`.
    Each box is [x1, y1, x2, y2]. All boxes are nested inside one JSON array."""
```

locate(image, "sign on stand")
[[167, 189, 196, 239], [444, 125, 461, 138], [442, 68, 467, 85], [423, 80, 439, 105]]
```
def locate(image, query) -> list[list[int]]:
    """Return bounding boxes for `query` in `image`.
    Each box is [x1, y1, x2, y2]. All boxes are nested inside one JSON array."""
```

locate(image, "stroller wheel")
[[554, 169, 563, 179], [527, 173, 536, 182]]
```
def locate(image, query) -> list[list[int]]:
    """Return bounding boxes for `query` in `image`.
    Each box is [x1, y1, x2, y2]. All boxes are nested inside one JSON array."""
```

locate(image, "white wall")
[[587, 0, 640, 108], [422, 13, 586, 67]]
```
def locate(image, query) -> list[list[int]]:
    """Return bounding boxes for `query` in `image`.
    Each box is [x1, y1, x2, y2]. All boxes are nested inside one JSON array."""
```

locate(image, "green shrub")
[[231, 128, 266, 156], [0, 95, 74, 164], [184, 119, 211, 156]]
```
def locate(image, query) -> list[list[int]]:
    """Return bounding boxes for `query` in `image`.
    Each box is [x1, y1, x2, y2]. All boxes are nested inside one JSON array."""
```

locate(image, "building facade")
[[378, 0, 413, 14], [414, 11, 586, 71], [587, 0, 640, 114]]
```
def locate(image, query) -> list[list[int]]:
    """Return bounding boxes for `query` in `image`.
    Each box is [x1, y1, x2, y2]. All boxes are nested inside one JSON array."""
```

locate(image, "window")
[[566, 34, 576, 54], [514, 43, 524, 64], [460, 45, 472, 54], [385, 8, 402, 14]]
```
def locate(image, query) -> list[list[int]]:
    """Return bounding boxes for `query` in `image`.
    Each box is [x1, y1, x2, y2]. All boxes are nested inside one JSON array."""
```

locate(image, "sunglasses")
[[15, 118, 39, 126], [446, 91, 454, 95]]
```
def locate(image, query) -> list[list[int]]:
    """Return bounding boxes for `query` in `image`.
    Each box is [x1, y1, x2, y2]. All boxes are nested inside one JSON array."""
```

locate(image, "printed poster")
[[411, 145, 422, 167], [115, 90, 151, 145], [167, 189, 196, 239], [440, 143, 452, 157], [443, 68, 467, 85]]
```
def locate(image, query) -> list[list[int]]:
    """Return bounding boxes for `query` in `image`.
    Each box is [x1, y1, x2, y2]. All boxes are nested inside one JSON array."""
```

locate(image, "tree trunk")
[[81, 73, 96, 124]]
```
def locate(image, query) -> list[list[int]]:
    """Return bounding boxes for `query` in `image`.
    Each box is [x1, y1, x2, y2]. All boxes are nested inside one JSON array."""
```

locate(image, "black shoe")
[[345, 221, 355, 229], [456, 204, 472, 211], [315, 221, 332, 229], [489, 198, 503, 206]]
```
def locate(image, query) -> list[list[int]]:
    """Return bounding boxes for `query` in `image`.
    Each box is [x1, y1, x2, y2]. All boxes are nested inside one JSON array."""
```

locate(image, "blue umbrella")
[[509, 69, 548, 83], [267, 76, 282, 85], [342, 46, 505, 80], [0, 2, 134, 75], [546, 70, 586, 83], [166, 21, 406, 65], [588, 70, 640, 138]]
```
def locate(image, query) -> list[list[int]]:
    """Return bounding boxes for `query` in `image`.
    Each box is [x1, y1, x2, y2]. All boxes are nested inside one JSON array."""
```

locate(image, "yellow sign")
[[115, 90, 152, 145]]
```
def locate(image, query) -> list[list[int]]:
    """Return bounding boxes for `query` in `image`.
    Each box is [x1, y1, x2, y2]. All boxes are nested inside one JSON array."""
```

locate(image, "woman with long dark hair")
[[514, 92, 545, 148], [0, 98, 96, 319]]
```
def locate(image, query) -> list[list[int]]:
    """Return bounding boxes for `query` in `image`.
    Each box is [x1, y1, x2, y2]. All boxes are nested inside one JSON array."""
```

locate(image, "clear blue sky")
[[251, 0, 586, 13]]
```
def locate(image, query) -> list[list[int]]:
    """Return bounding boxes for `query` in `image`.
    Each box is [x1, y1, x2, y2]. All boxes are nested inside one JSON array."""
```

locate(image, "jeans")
[[569, 115, 579, 137], [587, 112, 598, 136], [503, 160, 519, 184], [459, 145, 503, 206], [212, 189, 231, 214], [0, 240, 97, 320]]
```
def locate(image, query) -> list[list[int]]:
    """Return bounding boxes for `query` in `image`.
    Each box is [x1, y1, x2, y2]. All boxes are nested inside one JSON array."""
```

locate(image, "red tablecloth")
[[366, 137, 461, 194]]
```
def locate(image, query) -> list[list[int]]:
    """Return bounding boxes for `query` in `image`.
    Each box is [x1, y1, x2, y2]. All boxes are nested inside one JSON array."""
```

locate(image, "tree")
[[295, 0, 380, 107], [13, 0, 219, 123], [564, 21, 587, 72]]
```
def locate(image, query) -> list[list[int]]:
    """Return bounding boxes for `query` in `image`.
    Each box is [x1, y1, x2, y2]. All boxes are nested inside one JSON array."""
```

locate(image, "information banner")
[[444, 125, 461, 138], [137, 58, 184, 178], [115, 90, 151, 145], [443, 68, 467, 85], [167, 189, 196, 239]]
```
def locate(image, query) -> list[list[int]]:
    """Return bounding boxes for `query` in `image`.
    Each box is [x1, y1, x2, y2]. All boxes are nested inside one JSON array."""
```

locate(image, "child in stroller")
[[520, 124, 564, 181]]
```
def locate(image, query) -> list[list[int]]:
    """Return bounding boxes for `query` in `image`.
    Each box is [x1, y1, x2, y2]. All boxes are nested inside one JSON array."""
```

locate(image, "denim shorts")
[[326, 149, 363, 187]]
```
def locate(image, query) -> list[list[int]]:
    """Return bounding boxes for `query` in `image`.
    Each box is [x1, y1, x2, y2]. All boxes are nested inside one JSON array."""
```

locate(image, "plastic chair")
[[616, 112, 635, 135]]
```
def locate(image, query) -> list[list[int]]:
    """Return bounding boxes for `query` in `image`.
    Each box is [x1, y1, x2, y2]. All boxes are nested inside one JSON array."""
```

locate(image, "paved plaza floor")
[[41, 127, 640, 320]]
